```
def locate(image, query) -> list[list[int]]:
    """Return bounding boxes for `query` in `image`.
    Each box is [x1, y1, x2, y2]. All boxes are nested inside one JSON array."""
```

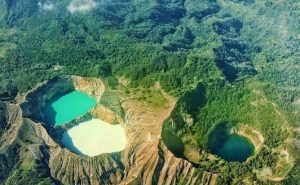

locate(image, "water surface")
[[214, 134, 255, 162], [43, 91, 96, 126], [208, 123, 255, 162], [62, 119, 127, 156]]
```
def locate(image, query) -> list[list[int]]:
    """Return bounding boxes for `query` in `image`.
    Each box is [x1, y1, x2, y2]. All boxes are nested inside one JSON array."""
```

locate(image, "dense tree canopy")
[[0, 0, 300, 184]]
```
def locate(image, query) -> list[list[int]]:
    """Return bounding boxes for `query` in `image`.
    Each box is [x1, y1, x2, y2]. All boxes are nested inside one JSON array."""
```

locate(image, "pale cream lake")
[[62, 119, 127, 157]]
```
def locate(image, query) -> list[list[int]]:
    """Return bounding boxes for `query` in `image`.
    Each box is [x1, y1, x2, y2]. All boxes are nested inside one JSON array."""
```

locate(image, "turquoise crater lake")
[[43, 90, 127, 156], [43, 91, 97, 126]]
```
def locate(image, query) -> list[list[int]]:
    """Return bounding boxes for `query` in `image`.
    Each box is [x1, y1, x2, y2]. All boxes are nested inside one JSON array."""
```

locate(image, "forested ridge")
[[0, 0, 300, 184]]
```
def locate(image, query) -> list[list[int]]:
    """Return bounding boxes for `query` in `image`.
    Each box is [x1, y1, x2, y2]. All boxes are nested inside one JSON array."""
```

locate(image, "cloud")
[[38, 2, 55, 11], [67, 0, 97, 13]]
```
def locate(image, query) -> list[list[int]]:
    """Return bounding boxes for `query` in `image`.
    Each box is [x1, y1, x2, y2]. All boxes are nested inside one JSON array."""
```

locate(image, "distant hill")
[[0, 0, 300, 184]]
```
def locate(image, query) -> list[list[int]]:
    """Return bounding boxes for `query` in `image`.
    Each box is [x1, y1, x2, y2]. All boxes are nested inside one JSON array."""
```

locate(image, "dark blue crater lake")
[[212, 134, 255, 162], [208, 123, 255, 162]]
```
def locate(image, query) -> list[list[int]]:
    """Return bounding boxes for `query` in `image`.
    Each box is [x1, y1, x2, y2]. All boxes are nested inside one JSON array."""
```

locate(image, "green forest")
[[0, 0, 300, 184]]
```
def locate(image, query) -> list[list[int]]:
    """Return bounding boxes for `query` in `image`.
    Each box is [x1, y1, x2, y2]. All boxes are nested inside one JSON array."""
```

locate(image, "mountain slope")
[[0, 0, 300, 184]]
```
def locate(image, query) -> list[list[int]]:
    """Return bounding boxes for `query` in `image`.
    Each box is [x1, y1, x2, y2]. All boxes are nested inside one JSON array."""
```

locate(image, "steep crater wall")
[[19, 75, 125, 151], [20, 76, 75, 123], [0, 76, 219, 185], [20, 75, 115, 126], [17, 75, 128, 184], [162, 81, 263, 164]]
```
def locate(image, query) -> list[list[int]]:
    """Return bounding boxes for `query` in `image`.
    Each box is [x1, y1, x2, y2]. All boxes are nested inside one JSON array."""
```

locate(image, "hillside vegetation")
[[0, 0, 300, 184]]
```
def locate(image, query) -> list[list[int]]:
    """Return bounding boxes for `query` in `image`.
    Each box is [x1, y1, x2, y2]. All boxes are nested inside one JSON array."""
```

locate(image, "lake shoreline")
[[62, 118, 127, 157]]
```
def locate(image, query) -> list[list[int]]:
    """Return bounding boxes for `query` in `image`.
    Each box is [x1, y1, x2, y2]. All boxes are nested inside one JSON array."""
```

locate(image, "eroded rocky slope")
[[0, 76, 216, 185]]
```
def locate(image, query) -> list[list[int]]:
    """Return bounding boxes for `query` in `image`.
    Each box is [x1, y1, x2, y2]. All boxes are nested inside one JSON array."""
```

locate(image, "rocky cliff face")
[[0, 76, 217, 185], [20, 76, 74, 122], [0, 102, 7, 136]]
